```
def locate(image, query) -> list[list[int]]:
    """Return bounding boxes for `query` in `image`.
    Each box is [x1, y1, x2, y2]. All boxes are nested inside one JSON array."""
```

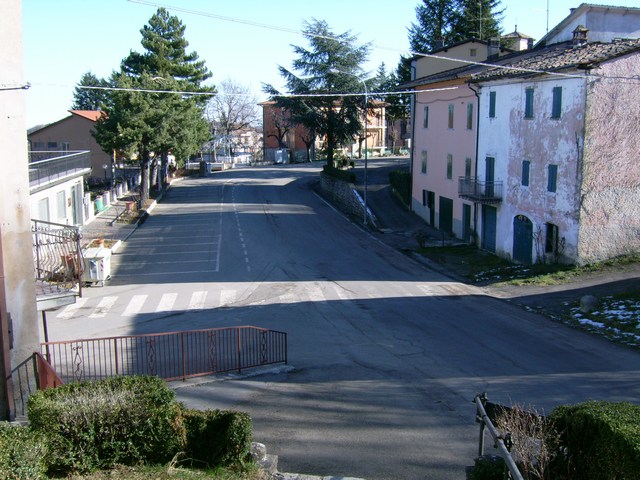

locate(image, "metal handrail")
[[40, 326, 288, 384], [34, 352, 64, 390], [458, 176, 503, 202], [474, 393, 524, 480], [28, 151, 91, 189], [32, 219, 84, 296]]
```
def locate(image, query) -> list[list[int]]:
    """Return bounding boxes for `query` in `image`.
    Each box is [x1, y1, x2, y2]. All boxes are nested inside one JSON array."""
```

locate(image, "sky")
[[21, 0, 640, 128]]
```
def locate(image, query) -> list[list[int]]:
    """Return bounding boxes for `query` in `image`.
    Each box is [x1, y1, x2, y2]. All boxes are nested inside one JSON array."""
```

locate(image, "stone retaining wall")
[[319, 173, 368, 222]]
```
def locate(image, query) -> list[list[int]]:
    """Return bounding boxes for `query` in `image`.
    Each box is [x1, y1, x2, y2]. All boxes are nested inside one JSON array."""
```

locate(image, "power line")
[[126, 0, 640, 82]]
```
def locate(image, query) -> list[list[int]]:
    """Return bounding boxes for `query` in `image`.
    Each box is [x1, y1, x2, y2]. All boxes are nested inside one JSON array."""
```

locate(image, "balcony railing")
[[29, 151, 91, 190], [458, 176, 503, 204], [32, 219, 83, 309]]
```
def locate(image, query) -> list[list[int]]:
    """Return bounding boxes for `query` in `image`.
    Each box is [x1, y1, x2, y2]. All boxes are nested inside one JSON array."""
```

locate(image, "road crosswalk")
[[53, 281, 484, 321]]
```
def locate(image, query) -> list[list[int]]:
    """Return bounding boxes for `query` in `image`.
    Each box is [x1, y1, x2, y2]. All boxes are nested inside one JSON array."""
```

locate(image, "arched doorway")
[[513, 215, 533, 264]]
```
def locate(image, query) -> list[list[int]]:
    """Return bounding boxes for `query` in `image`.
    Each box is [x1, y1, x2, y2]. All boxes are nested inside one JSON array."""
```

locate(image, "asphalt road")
[[49, 163, 640, 479]]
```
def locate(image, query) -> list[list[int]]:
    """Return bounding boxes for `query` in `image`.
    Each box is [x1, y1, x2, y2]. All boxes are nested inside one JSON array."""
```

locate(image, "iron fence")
[[41, 326, 287, 384]]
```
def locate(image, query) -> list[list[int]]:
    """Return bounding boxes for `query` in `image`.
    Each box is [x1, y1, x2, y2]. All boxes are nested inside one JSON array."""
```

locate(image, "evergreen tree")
[[71, 71, 110, 110], [263, 19, 370, 166], [452, 0, 504, 43], [94, 8, 213, 202], [407, 0, 504, 53], [408, 0, 461, 53]]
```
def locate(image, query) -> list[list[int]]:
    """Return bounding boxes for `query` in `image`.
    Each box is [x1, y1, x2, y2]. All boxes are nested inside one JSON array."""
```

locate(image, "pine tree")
[[407, 0, 504, 53], [94, 8, 213, 202], [264, 19, 370, 166], [408, 0, 461, 53], [71, 71, 109, 111], [451, 0, 504, 43]]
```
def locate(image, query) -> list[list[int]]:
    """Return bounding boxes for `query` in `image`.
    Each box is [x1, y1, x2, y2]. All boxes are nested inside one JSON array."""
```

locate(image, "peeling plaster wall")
[[578, 54, 640, 263], [477, 77, 585, 263]]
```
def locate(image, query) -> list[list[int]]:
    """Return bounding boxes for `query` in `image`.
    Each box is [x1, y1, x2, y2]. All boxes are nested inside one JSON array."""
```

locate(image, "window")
[[446, 154, 453, 180], [470, 48, 477, 57], [423, 106, 429, 128], [38, 198, 50, 222], [545, 223, 559, 253], [489, 91, 496, 118], [47, 141, 58, 149], [551, 86, 562, 119], [56, 191, 66, 220], [448, 104, 454, 129], [524, 87, 534, 118], [34, 141, 44, 149], [547, 164, 558, 192], [421, 151, 428, 174], [465, 158, 472, 178], [61, 142, 70, 152], [521, 160, 530, 186], [466, 103, 473, 130]]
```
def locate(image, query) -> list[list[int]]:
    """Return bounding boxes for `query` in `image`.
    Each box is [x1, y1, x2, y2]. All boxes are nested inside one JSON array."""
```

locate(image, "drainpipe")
[[408, 62, 417, 211], [468, 81, 482, 246]]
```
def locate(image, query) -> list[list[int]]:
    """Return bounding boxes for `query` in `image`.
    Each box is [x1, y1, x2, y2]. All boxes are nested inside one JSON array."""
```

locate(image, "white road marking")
[[89, 296, 118, 318], [122, 294, 147, 317], [188, 291, 208, 310], [220, 289, 236, 306], [56, 297, 88, 319], [156, 293, 178, 312]]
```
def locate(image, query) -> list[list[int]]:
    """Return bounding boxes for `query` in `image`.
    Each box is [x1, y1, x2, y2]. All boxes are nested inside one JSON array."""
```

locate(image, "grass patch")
[[418, 246, 640, 287], [566, 293, 640, 348], [66, 463, 265, 479]]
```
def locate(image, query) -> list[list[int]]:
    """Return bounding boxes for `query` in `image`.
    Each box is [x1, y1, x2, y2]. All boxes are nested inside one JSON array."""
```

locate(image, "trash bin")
[[94, 196, 104, 213], [82, 247, 111, 286]]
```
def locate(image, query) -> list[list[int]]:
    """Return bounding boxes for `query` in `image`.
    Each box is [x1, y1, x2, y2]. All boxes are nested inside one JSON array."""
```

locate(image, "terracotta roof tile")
[[70, 110, 103, 122], [472, 38, 640, 81]]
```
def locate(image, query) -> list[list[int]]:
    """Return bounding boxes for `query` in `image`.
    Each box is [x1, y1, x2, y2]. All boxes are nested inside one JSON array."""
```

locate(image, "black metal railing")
[[458, 177, 503, 203], [29, 151, 91, 189], [32, 219, 83, 296], [40, 326, 288, 384]]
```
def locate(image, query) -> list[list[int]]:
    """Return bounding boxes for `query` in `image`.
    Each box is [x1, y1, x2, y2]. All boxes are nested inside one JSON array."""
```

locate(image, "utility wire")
[[126, 0, 640, 82]]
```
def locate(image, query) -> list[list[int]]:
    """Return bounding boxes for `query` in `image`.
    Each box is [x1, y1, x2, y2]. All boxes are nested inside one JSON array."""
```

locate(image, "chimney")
[[487, 37, 501, 59], [572, 25, 589, 47]]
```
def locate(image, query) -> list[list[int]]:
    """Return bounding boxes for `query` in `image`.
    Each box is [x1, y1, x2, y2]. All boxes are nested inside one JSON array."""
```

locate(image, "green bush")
[[27, 376, 185, 476], [0, 423, 47, 479], [183, 408, 252, 468], [549, 400, 640, 479], [470, 455, 505, 480], [388, 169, 411, 207], [322, 164, 356, 183]]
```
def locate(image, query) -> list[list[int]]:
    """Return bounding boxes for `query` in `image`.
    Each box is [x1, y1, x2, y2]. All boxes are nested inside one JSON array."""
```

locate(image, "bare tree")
[[206, 78, 259, 156], [267, 107, 292, 149]]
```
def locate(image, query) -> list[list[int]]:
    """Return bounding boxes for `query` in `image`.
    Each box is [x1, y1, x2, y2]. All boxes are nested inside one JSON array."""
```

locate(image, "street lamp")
[[329, 68, 369, 226]]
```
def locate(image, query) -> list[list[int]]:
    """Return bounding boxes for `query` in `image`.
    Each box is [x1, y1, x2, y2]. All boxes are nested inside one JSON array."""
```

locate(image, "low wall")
[[319, 173, 375, 225]]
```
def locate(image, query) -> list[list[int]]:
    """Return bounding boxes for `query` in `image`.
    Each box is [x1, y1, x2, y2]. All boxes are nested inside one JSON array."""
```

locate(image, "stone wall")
[[319, 173, 367, 223]]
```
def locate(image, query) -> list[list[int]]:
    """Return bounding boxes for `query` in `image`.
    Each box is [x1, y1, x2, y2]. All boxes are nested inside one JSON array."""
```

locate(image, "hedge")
[[549, 400, 640, 479], [0, 423, 47, 479], [388, 169, 411, 207], [27, 376, 184, 476], [322, 164, 356, 183], [182, 409, 253, 468]]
